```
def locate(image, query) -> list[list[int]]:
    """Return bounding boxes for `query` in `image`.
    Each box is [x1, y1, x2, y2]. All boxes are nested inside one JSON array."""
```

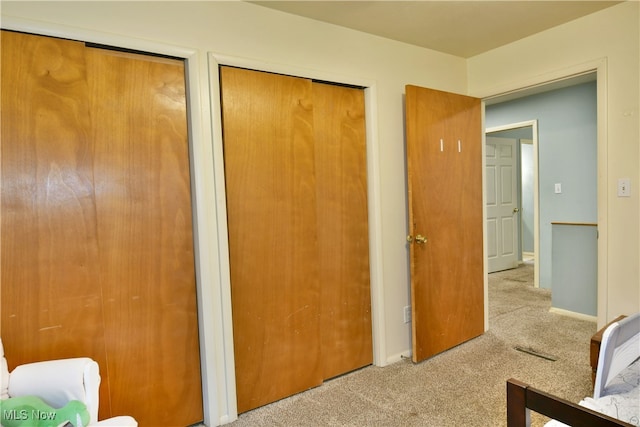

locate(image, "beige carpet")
[[228, 262, 597, 426]]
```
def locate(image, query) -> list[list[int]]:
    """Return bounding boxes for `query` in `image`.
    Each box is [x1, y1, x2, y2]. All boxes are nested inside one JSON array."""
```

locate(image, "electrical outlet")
[[618, 178, 631, 197], [403, 306, 411, 324]]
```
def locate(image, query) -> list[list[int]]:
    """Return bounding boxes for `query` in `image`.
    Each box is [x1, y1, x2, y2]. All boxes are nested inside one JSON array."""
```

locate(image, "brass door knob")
[[415, 234, 427, 244], [407, 234, 427, 244]]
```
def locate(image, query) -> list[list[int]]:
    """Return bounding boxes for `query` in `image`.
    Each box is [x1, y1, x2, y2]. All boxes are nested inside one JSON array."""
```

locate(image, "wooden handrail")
[[551, 221, 597, 226]]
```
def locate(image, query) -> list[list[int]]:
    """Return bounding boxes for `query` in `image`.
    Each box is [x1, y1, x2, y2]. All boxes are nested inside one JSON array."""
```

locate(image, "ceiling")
[[250, 1, 622, 58]]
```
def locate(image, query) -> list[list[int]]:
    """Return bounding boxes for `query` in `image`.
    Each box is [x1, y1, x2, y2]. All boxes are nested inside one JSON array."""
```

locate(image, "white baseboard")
[[386, 351, 412, 365], [549, 307, 597, 322]]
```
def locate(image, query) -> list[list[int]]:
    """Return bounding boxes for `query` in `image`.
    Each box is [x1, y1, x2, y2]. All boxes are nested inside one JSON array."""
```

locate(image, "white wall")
[[2, 1, 638, 425], [0, 2, 467, 424], [469, 1, 639, 326]]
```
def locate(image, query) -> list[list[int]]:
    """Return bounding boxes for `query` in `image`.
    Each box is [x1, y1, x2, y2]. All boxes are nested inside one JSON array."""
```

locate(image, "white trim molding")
[[1, 16, 222, 427], [207, 52, 388, 422], [479, 57, 608, 329], [549, 307, 598, 323]]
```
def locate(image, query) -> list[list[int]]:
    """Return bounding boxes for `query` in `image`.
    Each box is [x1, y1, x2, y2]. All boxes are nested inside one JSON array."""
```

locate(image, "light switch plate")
[[554, 183, 562, 194], [618, 178, 631, 197]]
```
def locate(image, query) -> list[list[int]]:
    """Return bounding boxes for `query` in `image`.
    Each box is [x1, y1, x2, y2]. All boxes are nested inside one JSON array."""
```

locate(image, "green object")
[[1, 396, 90, 427]]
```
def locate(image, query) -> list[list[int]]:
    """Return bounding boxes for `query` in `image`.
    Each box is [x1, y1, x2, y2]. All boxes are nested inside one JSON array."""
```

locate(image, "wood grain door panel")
[[0, 29, 111, 401], [313, 82, 373, 380], [405, 85, 484, 363], [221, 66, 322, 413], [87, 47, 202, 426], [221, 67, 372, 412], [1, 31, 203, 426]]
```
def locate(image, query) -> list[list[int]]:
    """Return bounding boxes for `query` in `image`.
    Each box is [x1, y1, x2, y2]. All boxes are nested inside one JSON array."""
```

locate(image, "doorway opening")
[[483, 72, 599, 321], [485, 121, 539, 288]]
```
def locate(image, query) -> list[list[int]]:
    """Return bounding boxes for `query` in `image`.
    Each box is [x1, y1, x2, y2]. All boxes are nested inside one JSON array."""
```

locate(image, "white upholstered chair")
[[1, 338, 137, 427]]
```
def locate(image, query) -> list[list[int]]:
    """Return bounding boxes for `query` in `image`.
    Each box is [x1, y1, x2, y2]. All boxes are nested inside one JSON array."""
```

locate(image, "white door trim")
[[486, 121, 540, 287], [1, 16, 222, 427], [479, 58, 607, 328]]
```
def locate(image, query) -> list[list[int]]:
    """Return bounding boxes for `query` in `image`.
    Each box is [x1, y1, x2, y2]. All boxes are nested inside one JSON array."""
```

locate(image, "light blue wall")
[[551, 223, 597, 316], [485, 81, 597, 289]]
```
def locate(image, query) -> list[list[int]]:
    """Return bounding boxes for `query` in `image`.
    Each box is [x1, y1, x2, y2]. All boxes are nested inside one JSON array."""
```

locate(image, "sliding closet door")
[[87, 47, 203, 426], [221, 66, 322, 413], [313, 83, 372, 380], [221, 67, 372, 413], [1, 31, 203, 426], [1, 29, 111, 402]]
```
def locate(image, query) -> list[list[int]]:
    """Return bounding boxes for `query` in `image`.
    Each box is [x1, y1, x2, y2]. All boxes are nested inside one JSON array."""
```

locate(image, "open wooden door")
[[405, 85, 484, 363]]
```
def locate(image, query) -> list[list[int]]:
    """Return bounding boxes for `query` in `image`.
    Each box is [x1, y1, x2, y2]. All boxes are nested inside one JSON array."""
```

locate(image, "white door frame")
[[479, 60, 607, 330], [519, 138, 535, 261], [207, 53, 386, 423], [486, 121, 540, 287], [0, 17, 227, 426]]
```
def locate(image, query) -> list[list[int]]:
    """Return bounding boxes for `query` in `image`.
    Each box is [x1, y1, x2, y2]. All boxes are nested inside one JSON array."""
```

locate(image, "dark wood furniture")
[[506, 378, 634, 427]]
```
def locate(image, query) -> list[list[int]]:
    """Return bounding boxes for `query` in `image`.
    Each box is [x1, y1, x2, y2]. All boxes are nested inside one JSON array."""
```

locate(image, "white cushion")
[[8, 358, 96, 409], [0, 339, 136, 427]]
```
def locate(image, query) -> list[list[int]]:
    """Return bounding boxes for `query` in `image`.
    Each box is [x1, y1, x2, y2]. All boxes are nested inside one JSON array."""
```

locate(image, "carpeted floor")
[[227, 262, 597, 426]]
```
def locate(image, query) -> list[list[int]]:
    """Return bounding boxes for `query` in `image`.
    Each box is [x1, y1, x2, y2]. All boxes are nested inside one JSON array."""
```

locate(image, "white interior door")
[[486, 136, 519, 273]]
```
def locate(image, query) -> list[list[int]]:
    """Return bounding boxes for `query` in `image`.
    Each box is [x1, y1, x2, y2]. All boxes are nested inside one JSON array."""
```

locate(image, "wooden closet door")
[[221, 67, 373, 412], [87, 47, 202, 426], [220, 66, 322, 413], [313, 82, 372, 380], [1, 29, 110, 392], [405, 85, 484, 363], [1, 31, 202, 426]]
